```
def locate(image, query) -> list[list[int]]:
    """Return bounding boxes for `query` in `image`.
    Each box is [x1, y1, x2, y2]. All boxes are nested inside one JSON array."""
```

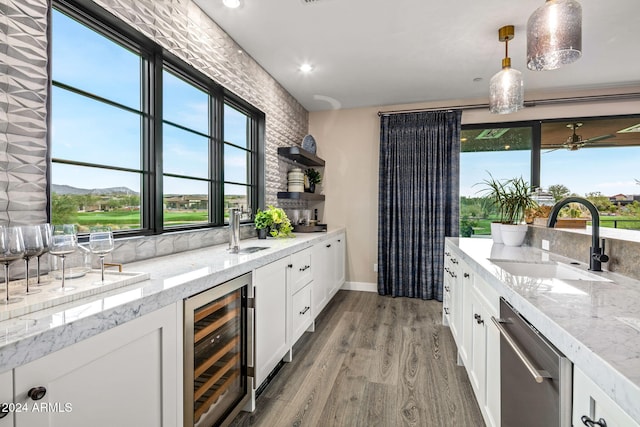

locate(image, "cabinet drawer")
[[291, 283, 313, 343], [291, 248, 312, 293]]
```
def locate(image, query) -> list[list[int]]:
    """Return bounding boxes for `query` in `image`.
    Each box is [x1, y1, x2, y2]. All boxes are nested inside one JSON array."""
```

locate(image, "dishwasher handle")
[[491, 316, 552, 384]]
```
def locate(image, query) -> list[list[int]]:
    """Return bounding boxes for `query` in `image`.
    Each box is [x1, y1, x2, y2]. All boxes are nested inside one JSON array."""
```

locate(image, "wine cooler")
[[184, 273, 253, 427]]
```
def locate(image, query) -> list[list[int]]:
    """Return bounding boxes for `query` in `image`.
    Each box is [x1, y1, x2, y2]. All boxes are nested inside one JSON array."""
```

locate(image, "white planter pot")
[[500, 224, 528, 247], [490, 222, 503, 244]]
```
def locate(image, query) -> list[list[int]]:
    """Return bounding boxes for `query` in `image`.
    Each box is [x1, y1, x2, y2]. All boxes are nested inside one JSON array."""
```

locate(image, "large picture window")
[[460, 115, 640, 237], [50, 1, 263, 234]]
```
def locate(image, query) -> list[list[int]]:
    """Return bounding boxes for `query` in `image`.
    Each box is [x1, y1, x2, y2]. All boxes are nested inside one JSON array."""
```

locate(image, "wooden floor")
[[230, 290, 484, 427]]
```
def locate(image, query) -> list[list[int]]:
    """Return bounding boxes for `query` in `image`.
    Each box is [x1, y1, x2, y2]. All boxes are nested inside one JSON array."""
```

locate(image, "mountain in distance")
[[52, 184, 139, 196]]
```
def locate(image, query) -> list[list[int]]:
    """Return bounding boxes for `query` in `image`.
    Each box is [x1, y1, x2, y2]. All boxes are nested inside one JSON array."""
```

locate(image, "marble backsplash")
[[526, 225, 640, 281]]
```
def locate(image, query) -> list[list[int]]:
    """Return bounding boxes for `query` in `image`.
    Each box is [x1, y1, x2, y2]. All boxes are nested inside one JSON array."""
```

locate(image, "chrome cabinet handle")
[[474, 314, 484, 325], [28, 386, 47, 401], [464, 272, 470, 278], [491, 317, 551, 383], [444, 307, 449, 314], [299, 265, 310, 272], [581, 416, 607, 427], [444, 286, 450, 292], [299, 306, 310, 315], [287, 264, 293, 268], [445, 251, 451, 256], [451, 258, 458, 264]]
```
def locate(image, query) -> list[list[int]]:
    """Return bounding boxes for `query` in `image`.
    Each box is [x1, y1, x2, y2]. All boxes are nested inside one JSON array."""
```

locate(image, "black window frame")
[[49, 0, 264, 236]]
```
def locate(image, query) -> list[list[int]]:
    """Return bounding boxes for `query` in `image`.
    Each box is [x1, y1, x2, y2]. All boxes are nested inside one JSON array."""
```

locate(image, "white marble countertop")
[[0, 228, 345, 373], [446, 237, 640, 422]]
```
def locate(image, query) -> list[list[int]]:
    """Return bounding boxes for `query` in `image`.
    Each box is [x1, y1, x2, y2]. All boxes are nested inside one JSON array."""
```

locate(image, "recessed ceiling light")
[[223, 0, 241, 9], [299, 63, 313, 73]]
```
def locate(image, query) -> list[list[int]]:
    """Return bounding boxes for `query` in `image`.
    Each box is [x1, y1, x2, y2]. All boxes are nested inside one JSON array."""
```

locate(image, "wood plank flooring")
[[230, 290, 484, 427]]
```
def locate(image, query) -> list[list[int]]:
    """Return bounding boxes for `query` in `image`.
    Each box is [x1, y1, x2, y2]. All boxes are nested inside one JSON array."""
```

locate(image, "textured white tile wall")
[[0, 0, 309, 264]]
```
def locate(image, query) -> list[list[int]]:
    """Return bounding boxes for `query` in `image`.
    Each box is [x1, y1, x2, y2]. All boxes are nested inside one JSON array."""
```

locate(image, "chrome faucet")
[[228, 208, 241, 253], [547, 197, 609, 271]]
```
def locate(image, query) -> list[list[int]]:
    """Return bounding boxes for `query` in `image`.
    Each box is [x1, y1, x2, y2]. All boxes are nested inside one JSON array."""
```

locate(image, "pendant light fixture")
[[489, 25, 524, 115], [527, 0, 582, 71]]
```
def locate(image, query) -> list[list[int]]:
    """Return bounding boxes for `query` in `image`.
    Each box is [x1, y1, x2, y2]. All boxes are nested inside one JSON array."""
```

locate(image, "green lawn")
[[75, 210, 208, 231]]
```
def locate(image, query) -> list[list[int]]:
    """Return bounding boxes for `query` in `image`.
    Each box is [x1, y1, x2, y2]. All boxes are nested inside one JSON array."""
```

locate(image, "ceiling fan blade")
[[544, 148, 562, 153], [583, 134, 616, 144]]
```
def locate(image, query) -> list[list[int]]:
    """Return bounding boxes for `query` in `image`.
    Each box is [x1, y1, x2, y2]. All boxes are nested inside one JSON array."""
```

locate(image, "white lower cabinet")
[[0, 370, 13, 427], [311, 233, 345, 316], [573, 366, 640, 427], [12, 303, 179, 427], [254, 256, 290, 387], [444, 243, 500, 427]]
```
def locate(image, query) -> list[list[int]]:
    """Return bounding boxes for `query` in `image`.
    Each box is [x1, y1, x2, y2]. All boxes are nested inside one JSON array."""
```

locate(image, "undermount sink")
[[490, 260, 611, 282], [237, 246, 269, 254]]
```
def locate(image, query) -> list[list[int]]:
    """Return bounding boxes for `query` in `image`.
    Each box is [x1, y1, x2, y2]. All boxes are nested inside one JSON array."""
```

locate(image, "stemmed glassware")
[[49, 224, 78, 291], [20, 225, 43, 295], [36, 223, 52, 284], [89, 227, 114, 285], [0, 226, 25, 304]]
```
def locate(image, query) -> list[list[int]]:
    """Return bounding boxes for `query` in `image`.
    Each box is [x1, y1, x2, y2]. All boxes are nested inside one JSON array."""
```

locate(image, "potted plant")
[[475, 172, 507, 244], [254, 206, 294, 239], [500, 176, 537, 246], [304, 168, 322, 193]]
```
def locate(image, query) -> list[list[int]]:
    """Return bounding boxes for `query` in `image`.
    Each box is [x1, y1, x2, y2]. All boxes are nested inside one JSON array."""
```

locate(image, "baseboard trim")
[[341, 281, 377, 293]]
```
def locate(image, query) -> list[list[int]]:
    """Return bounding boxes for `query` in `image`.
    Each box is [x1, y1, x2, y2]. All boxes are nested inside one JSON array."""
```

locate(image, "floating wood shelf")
[[277, 192, 325, 201], [277, 147, 325, 167]]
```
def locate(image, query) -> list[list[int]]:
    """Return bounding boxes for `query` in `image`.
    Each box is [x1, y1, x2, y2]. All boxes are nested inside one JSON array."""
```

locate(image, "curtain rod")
[[377, 92, 640, 116]]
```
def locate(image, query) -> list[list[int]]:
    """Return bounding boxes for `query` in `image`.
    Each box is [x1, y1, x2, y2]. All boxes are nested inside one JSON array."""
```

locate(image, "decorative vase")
[[500, 224, 528, 247], [257, 228, 267, 239], [490, 222, 504, 244], [308, 182, 315, 193]]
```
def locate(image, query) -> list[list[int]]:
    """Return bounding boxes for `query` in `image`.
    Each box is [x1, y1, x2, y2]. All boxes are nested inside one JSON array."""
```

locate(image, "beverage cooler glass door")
[[184, 272, 252, 427]]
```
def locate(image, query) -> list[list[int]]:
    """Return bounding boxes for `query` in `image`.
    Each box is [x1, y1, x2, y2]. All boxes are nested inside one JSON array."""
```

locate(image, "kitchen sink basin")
[[490, 260, 611, 282], [237, 246, 269, 254]]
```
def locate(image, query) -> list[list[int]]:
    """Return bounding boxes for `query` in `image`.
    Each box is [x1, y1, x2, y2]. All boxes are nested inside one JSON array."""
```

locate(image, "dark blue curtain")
[[378, 110, 461, 301]]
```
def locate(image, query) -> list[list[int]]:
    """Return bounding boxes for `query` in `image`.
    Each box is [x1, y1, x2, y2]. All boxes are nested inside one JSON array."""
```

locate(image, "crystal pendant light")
[[489, 25, 524, 115], [527, 0, 582, 71]]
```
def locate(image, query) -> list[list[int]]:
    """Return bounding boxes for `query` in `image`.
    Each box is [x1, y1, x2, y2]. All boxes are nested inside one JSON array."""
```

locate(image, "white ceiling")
[[193, 0, 640, 112]]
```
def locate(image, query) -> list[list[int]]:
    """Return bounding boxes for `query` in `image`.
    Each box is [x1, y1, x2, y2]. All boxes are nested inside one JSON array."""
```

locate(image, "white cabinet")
[[443, 244, 472, 367], [472, 277, 500, 427], [311, 233, 345, 316], [12, 303, 179, 427], [254, 248, 314, 388], [254, 256, 290, 387], [0, 370, 13, 427], [573, 366, 640, 427], [287, 248, 314, 346], [445, 243, 500, 427]]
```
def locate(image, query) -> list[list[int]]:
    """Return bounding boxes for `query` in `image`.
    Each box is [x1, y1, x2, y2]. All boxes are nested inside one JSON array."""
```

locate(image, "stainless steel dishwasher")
[[492, 298, 572, 427]]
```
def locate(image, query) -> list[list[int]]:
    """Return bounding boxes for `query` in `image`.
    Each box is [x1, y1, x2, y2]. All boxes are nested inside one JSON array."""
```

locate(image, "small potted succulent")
[[304, 168, 322, 193], [254, 206, 293, 239]]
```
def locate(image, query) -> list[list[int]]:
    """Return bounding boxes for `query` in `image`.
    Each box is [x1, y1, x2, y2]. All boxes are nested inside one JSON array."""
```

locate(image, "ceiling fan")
[[544, 123, 616, 153]]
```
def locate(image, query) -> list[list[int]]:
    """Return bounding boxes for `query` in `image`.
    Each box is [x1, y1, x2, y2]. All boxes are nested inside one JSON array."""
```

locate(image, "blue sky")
[[461, 145, 640, 198], [51, 9, 249, 196]]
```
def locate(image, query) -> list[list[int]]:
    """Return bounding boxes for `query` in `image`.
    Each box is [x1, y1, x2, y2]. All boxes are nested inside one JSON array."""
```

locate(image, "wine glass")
[[49, 224, 78, 291], [89, 227, 114, 285], [0, 226, 25, 304], [36, 223, 52, 284], [20, 225, 43, 295]]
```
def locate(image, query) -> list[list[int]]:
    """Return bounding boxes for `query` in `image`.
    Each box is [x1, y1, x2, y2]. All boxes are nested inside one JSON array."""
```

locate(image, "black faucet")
[[547, 197, 609, 271]]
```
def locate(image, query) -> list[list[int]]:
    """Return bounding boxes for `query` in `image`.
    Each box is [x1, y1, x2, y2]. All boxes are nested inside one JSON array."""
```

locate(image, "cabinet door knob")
[[581, 416, 607, 427], [464, 273, 470, 278], [28, 386, 47, 401], [287, 264, 293, 268], [326, 244, 331, 248]]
